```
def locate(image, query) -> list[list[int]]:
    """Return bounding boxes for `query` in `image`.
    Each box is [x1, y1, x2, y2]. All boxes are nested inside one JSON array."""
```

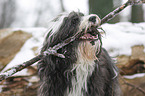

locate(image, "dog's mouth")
[[79, 26, 99, 41]]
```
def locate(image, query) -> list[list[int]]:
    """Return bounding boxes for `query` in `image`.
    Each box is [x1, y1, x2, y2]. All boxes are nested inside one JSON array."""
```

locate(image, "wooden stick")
[[0, 31, 83, 82], [101, 0, 144, 24], [0, 55, 43, 81]]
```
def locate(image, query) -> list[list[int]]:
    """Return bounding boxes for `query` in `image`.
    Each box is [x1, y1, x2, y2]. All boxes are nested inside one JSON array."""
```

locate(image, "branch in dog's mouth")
[[79, 26, 100, 41], [79, 26, 101, 46]]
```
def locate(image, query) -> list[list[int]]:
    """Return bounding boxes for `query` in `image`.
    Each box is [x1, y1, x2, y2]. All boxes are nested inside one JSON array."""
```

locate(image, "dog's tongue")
[[84, 33, 92, 37], [80, 33, 96, 40]]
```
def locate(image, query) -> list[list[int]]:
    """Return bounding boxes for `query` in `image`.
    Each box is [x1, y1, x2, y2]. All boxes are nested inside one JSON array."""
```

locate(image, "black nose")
[[89, 16, 96, 23]]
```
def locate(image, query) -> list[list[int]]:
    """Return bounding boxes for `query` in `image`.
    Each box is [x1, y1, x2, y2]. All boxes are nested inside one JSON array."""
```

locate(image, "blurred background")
[[0, 0, 145, 29], [0, 0, 145, 96]]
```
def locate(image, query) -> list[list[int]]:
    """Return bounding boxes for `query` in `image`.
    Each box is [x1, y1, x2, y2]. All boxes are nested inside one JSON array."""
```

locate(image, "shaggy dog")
[[38, 11, 120, 96]]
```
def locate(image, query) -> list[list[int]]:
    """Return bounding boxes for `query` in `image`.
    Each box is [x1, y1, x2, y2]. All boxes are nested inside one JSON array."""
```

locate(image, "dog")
[[38, 11, 120, 96]]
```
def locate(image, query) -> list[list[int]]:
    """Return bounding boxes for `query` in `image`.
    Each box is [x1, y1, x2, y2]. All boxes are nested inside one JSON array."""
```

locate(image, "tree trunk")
[[0, 0, 16, 28], [89, 0, 120, 23], [60, 0, 65, 12], [131, 5, 144, 23]]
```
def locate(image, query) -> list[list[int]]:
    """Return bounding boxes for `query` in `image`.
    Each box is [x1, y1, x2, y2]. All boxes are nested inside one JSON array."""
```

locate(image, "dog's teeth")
[[84, 36, 87, 39], [90, 36, 94, 39], [80, 36, 86, 39], [90, 37, 93, 39]]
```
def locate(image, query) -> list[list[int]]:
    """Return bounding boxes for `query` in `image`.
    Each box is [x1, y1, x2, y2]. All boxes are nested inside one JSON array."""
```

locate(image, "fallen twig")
[[124, 82, 145, 95], [120, 75, 145, 95], [0, 0, 144, 82]]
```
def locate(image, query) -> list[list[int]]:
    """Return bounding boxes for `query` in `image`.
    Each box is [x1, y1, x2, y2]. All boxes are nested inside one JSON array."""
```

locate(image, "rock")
[[117, 45, 145, 75], [0, 28, 13, 40], [120, 75, 145, 96], [0, 28, 43, 96], [0, 29, 32, 71], [117, 45, 145, 96], [0, 76, 38, 96]]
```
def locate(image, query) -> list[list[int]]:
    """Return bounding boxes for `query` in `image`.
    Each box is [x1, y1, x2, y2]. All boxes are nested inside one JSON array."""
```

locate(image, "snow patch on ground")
[[124, 73, 145, 79], [1, 28, 47, 76], [102, 22, 145, 57]]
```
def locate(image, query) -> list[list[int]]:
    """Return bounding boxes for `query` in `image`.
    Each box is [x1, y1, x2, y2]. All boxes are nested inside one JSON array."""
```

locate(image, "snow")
[[102, 22, 145, 57], [28, 76, 39, 83], [1, 27, 47, 76], [1, 22, 145, 78], [101, 22, 145, 79], [0, 85, 4, 93], [124, 73, 145, 79]]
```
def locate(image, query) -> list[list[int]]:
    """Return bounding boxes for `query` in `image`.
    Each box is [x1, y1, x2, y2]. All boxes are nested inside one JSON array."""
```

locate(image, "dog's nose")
[[89, 16, 96, 23]]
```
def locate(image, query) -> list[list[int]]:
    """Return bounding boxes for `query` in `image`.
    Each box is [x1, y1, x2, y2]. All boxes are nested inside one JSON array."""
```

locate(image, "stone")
[[0, 29, 32, 71], [117, 45, 145, 75]]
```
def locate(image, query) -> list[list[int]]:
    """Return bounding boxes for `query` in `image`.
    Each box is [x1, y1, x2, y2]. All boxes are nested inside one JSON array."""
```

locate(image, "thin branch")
[[0, 55, 43, 81], [0, 31, 83, 82], [43, 30, 83, 58], [101, 0, 144, 24], [0, 0, 144, 82], [124, 82, 145, 95], [120, 75, 145, 95]]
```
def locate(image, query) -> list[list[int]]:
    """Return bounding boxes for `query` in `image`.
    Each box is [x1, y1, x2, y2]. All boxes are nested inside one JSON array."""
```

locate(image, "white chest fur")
[[66, 41, 100, 96]]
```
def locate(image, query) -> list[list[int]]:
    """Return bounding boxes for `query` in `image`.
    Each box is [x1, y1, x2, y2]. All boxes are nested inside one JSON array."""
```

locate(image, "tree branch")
[[0, 55, 43, 81], [120, 75, 145, 95], [101, 0, 144, 24], [0, 31, 83, 82], [0, 0, 144, 82]]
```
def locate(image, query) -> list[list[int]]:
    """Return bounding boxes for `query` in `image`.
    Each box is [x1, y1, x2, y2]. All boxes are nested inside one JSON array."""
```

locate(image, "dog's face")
[[42, 12, 102, 57]]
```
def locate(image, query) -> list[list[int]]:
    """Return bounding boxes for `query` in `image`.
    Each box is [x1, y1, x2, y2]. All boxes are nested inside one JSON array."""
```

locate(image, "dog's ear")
[[68, 11, 77, 16], [45, 29, 53, 39]]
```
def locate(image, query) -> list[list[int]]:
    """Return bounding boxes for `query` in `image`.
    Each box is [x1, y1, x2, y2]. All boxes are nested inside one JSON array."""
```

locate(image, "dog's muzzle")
[[79, 14, 101, 41]]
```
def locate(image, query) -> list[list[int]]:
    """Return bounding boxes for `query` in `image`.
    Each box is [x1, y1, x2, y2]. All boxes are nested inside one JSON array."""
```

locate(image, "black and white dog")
[[38, 11, 120, 96]]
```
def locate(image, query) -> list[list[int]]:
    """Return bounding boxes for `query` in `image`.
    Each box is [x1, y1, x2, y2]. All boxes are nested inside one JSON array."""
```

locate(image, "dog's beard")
[[78, 26, 102, 60], [77, 15, 102, 60], [65, 14, 102, 96]]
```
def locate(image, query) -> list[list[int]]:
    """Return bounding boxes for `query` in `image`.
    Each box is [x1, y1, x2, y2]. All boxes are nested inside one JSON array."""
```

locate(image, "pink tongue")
[[84, 33, 92, 37], [80, 33, 94, 40]]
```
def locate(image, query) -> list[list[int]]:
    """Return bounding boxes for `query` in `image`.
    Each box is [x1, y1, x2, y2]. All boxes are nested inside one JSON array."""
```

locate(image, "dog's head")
[[42, 11, 102, 57]]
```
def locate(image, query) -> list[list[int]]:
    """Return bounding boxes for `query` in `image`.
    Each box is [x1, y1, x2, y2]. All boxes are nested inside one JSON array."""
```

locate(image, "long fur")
[[38, 11, 120, 96]]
